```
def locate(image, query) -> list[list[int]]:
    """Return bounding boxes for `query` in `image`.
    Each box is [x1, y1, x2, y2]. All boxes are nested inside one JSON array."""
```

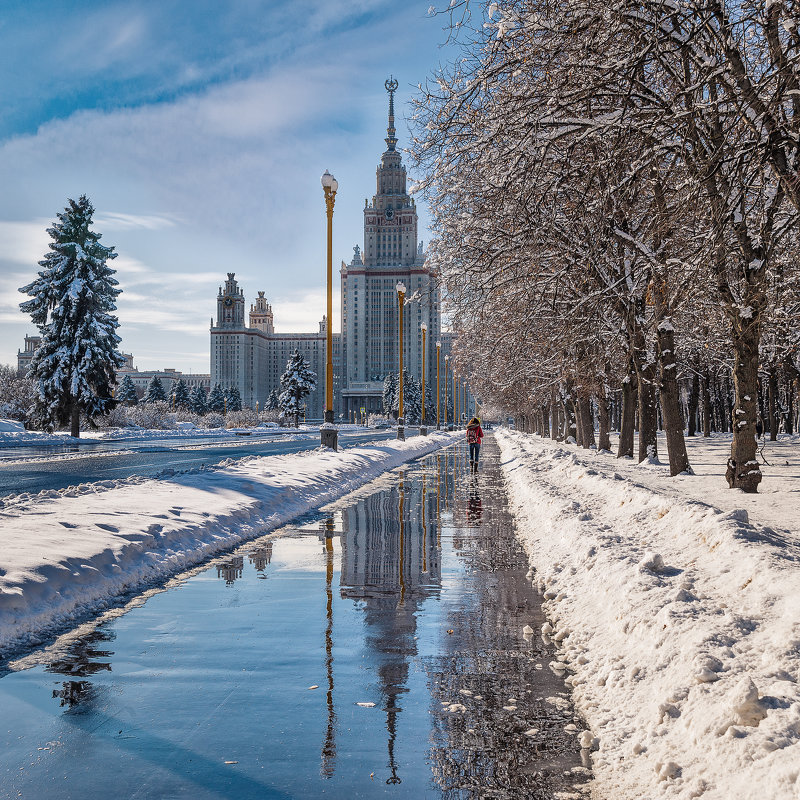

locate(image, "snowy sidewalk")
[[0, 432, 457, 658], [496, 429, 800, 800]]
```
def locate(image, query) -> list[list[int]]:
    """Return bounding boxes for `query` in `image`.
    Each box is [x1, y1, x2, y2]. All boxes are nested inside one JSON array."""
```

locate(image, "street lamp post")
[[436, 341, 441, 430], [453, 372, 458, 428], [320, 170, 338, 450], [396, 281, 406, 440], [444, 354, 449, 430], [463, 381, 467, 423], [420, 322, 428, 436]]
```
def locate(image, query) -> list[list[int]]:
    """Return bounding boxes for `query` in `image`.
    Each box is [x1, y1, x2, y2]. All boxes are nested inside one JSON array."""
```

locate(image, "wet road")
[[0, 437, 591, 798], [0, 430, 395, 497]]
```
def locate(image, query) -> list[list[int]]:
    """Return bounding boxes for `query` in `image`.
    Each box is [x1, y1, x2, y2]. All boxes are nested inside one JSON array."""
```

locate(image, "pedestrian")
[[466, 416, 483, 473]]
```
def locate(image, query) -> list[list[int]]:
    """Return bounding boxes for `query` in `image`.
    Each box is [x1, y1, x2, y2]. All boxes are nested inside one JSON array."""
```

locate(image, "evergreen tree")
[[382, 372, 398, 418], [225, 385, 242, 412], [207, 383, 226, 412], [19, 195, 123, 436], [170, 379, 191, 410], [190, 385, 207, 415], [279, 350, 317, 428], [118, 375, 138, 406], [403, 373, 423, 424], [265, 388, 280, 411], [144, 375, 167, 403]]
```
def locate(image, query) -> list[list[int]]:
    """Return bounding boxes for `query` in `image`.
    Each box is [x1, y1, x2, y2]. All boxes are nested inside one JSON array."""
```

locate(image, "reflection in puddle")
[[5, 439, 589, 798]]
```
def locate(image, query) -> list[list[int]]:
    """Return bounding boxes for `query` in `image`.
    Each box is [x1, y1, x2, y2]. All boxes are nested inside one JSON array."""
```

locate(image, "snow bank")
[[496, 429, 800, 800], [0, 419, 25, 433], [0, 432, 457, 657]]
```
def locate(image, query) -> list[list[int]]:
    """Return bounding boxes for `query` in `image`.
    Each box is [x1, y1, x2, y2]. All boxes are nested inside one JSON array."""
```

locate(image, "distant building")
[[17, 335, 41, 373], [17, 335, 208, 399], [209, 79, 448, 419], [339, 79, 442, 417], [209, 273, 340, 417]]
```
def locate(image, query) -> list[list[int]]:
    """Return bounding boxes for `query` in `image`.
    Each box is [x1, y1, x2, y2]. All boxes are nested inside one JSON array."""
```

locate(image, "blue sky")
[[0, 1, 456, 372]]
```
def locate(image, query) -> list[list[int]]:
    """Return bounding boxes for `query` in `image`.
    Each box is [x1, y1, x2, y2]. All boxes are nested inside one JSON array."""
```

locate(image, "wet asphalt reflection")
[[0, 435, 590, 799]]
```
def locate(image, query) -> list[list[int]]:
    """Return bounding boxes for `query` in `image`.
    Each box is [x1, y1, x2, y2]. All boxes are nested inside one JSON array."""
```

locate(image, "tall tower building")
[[340, 78, 441, 417]]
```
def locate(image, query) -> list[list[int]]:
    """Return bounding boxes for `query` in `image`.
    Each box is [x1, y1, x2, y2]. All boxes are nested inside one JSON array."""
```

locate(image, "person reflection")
[[467, 482, 482, 525]]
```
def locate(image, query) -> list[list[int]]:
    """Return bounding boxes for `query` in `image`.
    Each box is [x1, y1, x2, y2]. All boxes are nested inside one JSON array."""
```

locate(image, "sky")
[[0, 1, 459, 373]]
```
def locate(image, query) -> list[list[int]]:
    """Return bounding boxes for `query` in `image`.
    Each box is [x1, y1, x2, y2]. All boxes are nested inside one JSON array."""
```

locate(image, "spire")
[[384, 76, 398, 151]]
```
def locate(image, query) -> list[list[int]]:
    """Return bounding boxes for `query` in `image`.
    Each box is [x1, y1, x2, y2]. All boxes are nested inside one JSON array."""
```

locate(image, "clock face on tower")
[[223, 296, 233, 307], [384, 208, 394, 221]]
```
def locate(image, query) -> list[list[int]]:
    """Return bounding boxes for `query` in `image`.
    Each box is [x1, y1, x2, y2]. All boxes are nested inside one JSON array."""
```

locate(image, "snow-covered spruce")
[[279, 349, 316, 427], [19, 195, 125, 437]]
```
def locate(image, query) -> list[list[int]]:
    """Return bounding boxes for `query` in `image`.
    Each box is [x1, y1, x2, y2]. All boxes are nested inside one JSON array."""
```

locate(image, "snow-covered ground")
[[496, 429, 800, 800], [0, 431, 457, 658], [0, 418, 375, 448]]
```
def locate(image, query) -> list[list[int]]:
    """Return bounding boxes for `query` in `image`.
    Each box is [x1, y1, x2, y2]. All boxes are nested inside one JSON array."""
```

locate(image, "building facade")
[[339, 78, 442, 417], [209, 273, 339, 418]]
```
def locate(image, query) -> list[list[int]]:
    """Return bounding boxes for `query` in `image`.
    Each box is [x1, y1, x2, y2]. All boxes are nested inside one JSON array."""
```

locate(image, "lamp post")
[[453, 372, 458, 428], [320, 170, 338, 450], [420, 322, 428, 436], [444, 354, 449, 429], [436, 341, 441, 430], [396, 281, 406, 440], [463, 381, 467, 423]]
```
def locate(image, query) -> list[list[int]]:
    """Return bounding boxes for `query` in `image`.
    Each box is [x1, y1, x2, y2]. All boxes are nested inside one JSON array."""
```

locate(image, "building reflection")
[[46, 628, 114, 709], [216, 555, 244, 585], [339, 468, 442, 784], [248, 541, 273, 577]]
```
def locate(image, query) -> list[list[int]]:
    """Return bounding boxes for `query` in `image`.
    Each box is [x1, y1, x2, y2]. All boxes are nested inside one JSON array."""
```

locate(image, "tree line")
[[411, 0, 800, 491]]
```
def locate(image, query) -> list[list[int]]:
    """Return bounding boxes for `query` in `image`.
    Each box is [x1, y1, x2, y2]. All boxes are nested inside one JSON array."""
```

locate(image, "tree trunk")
[[564, 388, 577, 444], [550, 387, 558, 439], [632, 329, 659, 462], [702, 372, 712, 437], [687, 370, 699, 436], [730, 321, 762, 492], [70, 402, 80, 438], [541, 403, 550, 438], [578, 395, 595, 449], [656, 322, 691, 475], [768, 369, 778, 441], [597, 392, 611, 451], [618, 364, 637, 458]]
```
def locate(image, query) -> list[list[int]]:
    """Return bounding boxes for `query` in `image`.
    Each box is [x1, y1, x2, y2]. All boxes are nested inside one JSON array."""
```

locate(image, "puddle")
[[0, 438, 590, 798]]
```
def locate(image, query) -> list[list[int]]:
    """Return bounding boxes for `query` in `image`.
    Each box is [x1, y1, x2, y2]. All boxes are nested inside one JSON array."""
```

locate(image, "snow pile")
[[0, 431, 457, 657], [0, 419, 25, 433], [496, 429, 800, 800]]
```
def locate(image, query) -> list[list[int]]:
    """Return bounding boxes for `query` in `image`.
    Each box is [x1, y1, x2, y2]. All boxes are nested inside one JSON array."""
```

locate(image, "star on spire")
[[385, 76, 399, 151]]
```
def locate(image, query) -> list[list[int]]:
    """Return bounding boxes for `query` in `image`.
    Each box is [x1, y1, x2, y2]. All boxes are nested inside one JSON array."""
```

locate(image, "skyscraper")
[[339, 78, 441, 418]]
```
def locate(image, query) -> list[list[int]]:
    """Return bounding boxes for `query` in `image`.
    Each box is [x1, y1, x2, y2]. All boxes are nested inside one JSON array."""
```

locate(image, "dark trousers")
[[469, 442, 480, 463]]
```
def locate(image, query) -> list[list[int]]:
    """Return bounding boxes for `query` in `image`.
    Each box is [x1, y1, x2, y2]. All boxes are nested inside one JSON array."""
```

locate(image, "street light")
[[320, 170, 338, 451], [420, 322, 428, 436], [396, 282, 406, 440], [444, 354, 449, 429], [436, 341, 441, 430]]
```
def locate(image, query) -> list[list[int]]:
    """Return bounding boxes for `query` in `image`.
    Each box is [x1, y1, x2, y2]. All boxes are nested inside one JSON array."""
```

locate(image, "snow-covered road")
[[0, 432, 458, 658], [497, 429, 800, 800]]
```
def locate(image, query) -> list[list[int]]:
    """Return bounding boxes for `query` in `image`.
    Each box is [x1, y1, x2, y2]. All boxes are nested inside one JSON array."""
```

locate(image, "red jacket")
[[466, 423, 483, 444]]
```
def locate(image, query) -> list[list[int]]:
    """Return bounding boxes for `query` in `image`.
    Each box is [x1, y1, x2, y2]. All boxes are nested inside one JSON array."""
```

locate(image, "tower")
[[249, 291, 274, 333], [339, 78, 440, 419], [216, 273, 245, 328]]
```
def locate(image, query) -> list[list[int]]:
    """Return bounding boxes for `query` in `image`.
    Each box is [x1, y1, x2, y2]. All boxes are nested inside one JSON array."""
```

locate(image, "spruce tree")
[[170, 378, 191, 410], [279, 350, 317, 427], [207, 383, 226, 413], [265, 388, 280, 411], [190, 385, 207, 415], [118, 375, 138, 406], [19, 195, 123, 436], [144, 375, 167, 403], [225, 385, 242, 412], [382, 372, 398, 418]]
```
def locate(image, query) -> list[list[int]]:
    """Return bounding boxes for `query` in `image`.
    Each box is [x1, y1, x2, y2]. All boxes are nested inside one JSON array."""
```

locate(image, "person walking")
[[466, 417, 484, 473]]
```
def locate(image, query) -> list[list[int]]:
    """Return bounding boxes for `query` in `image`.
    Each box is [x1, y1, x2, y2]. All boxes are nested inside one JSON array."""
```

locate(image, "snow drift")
[[496, 429, 800, 800]]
